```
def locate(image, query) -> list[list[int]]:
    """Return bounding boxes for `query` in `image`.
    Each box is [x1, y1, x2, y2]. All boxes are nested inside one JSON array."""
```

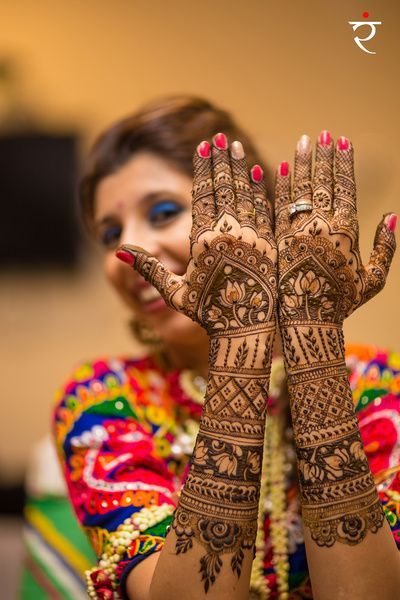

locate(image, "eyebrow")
[[94, 215, 116, 234]]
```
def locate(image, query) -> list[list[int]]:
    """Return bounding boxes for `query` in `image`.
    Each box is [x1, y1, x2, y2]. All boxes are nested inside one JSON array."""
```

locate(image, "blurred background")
[[1, 0, 399, 596]]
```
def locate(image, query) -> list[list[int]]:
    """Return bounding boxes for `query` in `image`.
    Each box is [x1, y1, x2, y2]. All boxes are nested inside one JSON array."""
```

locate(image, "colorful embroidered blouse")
[[53, 345, 400, 599]]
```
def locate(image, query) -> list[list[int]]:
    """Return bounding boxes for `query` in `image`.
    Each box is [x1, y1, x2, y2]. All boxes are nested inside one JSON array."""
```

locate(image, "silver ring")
[[289, 202, 313, 218]]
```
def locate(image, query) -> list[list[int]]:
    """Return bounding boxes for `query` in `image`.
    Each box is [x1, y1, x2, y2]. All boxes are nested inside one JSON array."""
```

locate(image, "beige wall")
[[1, 0, 399, 481]]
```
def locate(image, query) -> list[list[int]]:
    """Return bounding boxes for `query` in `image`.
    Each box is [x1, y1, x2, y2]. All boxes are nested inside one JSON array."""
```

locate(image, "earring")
[[128, 317, 165, 348]]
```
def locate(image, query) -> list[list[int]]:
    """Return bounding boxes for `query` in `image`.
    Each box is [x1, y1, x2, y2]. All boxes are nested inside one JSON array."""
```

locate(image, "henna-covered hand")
[[276, 133, 396, 327], [118, 138, 276, 343], [117, 134, 277, 592], [275, 131, 396, 548]]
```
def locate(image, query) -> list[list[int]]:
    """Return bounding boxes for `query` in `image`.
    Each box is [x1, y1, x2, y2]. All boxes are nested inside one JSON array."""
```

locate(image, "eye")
[[148, 200, 183, 226], [99, 225, 122, 248]]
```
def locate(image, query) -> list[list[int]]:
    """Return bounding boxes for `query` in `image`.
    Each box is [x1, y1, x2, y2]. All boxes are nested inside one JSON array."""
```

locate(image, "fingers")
[[230, 141, 255, 227], [116, 244, 185, 311], [313, 130, 334, 211], [195, 134, 272, 239], [333, 136, 357, 215], [191, 141, 215, 237], [293, 134, 313, 205], [274, 161, 291, 239], [275, 132, 356, 239], [212, 133, 237, 219], [250, 164, 273, 238], [275, 133, 326, 239], [362, 213, 397, 302]]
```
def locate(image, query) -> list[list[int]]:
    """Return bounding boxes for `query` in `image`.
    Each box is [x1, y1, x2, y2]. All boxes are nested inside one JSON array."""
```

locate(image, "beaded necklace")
[[260, 412, 290, 599]]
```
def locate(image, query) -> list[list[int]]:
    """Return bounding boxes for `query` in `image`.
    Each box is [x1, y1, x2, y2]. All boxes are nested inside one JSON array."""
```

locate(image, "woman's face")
[[94, 151, 207, 354]]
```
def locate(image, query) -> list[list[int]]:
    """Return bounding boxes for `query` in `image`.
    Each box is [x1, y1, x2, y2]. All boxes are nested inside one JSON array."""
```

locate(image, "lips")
[[129, 280, 165, 309], [137, 286, 162, 304], [129, 267, 185, 312]]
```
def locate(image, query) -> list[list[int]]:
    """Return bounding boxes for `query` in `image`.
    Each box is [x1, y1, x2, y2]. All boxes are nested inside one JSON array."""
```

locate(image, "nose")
[[119, 221, 161, 259]]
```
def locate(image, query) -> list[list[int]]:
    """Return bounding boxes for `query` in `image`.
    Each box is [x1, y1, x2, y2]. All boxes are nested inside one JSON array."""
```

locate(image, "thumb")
[[363, 213, 396, 301], [116, 244, 186, 312]]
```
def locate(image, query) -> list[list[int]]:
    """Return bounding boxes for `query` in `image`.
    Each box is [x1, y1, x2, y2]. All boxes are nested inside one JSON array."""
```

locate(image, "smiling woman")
[[80, 96, 264, 368], [48, 95, 400, 600], [95, 153, 193, 322]]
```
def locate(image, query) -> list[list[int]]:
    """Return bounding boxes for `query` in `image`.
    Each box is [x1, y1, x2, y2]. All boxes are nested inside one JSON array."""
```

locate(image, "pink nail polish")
[[197, 141, 211, 158], [319, 130, 331, 146], [386, 214, 397, 232], [251, 164, 264, 183], [279, 162, 289, 176], [116, 249, 135, 266], [337, 136, 349, 151], [213, 132, 228, 150]]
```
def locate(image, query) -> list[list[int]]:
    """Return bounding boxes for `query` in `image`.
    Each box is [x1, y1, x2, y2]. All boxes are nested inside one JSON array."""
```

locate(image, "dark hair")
[[80, 95, 266, 230]]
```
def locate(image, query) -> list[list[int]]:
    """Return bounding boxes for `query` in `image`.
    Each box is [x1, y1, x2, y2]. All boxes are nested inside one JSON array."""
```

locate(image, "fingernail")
[[279, 162, 289, 177], [319, 130, 331, 146], [296, 134, 311, 153], [251, 164, 263, 183], [230, 141, 244, 159], [213, 132, 228, 150], [197, 141, 211, 158], [385, 213, 397, 232], [116, 249, 135, 266], [337, 136, 349, 151]]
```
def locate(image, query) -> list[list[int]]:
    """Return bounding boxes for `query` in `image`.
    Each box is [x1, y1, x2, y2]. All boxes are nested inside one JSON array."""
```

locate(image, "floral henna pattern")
[[173, 252, 274, 591], [118, 137, 277, 591], [275, 134, 396, 547], [182, 234, 275, 335], [192, 438, 262, 480]]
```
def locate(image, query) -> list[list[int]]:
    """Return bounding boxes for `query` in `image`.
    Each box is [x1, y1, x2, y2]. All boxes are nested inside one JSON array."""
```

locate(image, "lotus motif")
[[219, 280, 246, 307]]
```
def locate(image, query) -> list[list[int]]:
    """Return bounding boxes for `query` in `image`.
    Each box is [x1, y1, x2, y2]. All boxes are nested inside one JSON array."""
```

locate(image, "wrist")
[[280, 321, 346, 380], [208, 322, 276, 373]]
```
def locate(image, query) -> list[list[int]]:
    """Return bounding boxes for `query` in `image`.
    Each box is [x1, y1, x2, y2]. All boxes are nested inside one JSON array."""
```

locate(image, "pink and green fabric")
[[22, 346, 400, 598]]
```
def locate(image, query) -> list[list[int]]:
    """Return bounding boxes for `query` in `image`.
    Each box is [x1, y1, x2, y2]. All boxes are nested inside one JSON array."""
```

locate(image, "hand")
[[275, 132, 396, 330], [117, 134, 277, 359], [275, 132, 397, 548], [117, 136, 278, 593]]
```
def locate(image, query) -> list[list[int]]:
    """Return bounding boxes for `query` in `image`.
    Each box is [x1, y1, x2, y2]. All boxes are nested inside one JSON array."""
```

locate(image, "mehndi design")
[[275, 133, 396, 547], [118, 136, 277, 591]]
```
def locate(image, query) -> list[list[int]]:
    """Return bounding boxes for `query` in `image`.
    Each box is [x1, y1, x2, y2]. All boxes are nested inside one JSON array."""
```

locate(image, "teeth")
[[137, 287, 162, 303]]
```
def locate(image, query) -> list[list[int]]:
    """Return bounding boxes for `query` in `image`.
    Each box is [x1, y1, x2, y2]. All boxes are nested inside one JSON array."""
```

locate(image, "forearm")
[[148, 329, 274, 600], [121, 132, 278, 599], [281, 322, 400, 599]]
